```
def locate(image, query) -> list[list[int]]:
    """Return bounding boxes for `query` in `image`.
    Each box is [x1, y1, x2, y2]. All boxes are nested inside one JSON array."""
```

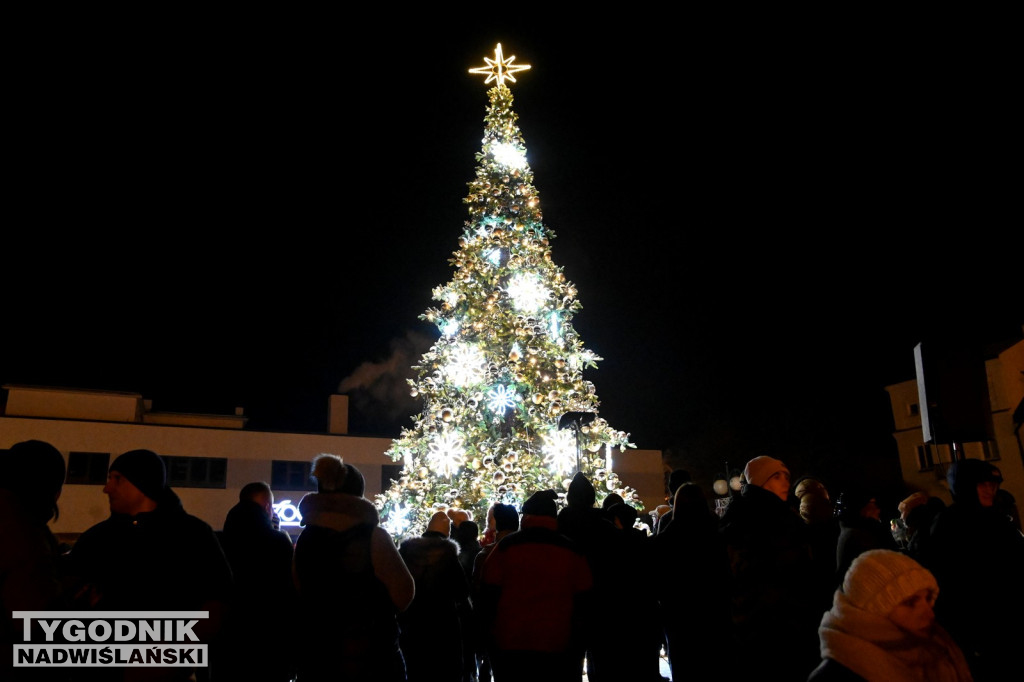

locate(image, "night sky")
[[5, 15, 1020, 498]]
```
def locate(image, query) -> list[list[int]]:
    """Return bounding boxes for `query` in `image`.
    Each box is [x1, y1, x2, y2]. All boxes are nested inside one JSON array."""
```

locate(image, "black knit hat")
[[567, 472, 596, 508], [522, 489, 558, 517], [109, 449, 167, 502]]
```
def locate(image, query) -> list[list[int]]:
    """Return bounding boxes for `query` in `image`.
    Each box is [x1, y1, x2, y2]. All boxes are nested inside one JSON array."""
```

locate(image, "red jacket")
[[480, 514, 593, 653]]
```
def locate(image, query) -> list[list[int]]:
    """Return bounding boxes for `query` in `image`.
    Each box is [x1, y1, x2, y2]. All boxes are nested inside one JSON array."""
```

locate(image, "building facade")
[[885, 332, 1024, 507]]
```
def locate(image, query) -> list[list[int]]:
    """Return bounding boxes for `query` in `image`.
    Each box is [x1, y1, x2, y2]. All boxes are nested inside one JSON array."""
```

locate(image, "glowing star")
[[492, 142, 527, 169], [469, 43, 531, 87], [384, 502, 412, 536], [542, 428, 577, 475], [507, 273, 548, 312], [427, 431, 466, 478], [440, 318, 460, 337], [446, 343, 486, 387], [486, 384, 519, 416]]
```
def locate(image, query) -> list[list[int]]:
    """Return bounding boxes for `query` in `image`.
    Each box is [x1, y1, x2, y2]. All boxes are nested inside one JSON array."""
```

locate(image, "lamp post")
[[557, 411, 597, 475]]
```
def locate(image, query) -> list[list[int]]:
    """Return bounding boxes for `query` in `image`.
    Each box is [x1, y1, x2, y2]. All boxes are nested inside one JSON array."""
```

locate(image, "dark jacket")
[[293, 491, 410, 682], [68, 489, 232, 618], [719, 484, 821, 682], [217, 499, 297, 681], [66, 489, 232, 681], [398, 532, 470, 682], [921, 459, 1024, 680], [650, 494, 732, 682]]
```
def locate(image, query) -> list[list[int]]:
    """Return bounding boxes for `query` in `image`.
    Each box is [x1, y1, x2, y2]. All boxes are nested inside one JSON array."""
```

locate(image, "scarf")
[[818, 591, 973, 682]]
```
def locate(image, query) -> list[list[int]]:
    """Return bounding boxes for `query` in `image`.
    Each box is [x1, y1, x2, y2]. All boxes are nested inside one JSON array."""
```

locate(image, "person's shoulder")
[[174, 510, 216, 534]]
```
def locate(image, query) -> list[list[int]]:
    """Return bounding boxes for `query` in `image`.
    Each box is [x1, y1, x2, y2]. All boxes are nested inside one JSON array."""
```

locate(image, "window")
[[66, 451, 110, 485], [272, 460, 315, 491], [381, 464, 403, 494], [916, 444, 934, 472], [163, 455, 227, 489]]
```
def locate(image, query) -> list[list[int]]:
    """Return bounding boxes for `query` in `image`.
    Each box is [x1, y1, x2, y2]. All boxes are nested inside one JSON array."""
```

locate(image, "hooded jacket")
[[398, 532, 470, 682], [293, 490, 413, 682], [921, 459, 1024, 678]]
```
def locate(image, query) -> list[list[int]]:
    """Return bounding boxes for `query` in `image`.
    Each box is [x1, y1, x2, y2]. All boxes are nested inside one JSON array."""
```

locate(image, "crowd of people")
[[3, 441, 1023, 682]]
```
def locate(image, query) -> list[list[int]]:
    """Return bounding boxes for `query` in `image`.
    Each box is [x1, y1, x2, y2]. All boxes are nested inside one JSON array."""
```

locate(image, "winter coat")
[[480, 514, 593, 655], [398, 532, 470, 682], [650, 496, 732, 682], [807, 589, 973, 681], [920, 460, 1024, 680], [719, 483, 822, 681], [66, 488, 232, 681], [292, 491, 413, 682], [216, 499, 297, 681], [68, 489, 232, 617]]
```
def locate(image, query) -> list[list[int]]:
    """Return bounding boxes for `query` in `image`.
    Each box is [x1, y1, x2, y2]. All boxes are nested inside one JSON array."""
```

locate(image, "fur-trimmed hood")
[[398, 533, 461, 583], [298, 491, 379, 532]]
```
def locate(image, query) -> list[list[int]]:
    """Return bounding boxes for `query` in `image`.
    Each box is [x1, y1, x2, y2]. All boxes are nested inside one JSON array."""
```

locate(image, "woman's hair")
[[310, 454, 365, 495], [1, 440, 66, 523]]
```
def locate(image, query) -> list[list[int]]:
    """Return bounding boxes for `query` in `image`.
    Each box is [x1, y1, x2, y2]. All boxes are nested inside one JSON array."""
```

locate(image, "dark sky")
[[5, 15, 1021, 492]]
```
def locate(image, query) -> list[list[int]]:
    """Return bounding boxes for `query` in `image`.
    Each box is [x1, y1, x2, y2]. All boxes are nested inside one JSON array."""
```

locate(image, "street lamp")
[[557, 411, 597, 474]]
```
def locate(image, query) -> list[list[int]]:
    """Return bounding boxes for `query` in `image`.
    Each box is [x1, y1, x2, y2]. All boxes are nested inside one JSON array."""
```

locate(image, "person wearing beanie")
[[103, 448, 168, 514], [919, 457, 1024, 681], [398, 510, 472, 682], [719, 455, 822, 681], [743, 455, 791, 500], [66, 448, 232, 680], [809, 549, 974, 681], [293, 454, 414, 681], [480, 489, 593, 681], [523, 488, 559, 517]]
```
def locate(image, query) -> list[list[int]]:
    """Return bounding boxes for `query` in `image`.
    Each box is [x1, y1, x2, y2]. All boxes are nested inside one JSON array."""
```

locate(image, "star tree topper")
[[469, 43, 530, 86]]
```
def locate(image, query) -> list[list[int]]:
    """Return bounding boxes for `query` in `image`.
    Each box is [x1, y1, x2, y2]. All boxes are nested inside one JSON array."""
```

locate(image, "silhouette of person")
[[216, 481, 297, 682], [292, 454, 414, 682], [1, 440, 68, 680], [67, 449, 232, 681]]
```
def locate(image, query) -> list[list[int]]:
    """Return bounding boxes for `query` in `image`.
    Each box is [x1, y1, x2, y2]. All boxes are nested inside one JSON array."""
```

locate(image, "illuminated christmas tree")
[[376, 44, 639, 539]]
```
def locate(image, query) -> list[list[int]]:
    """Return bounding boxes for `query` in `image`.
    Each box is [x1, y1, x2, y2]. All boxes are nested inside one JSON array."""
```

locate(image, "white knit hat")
[[843, 549, 938, 616]]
